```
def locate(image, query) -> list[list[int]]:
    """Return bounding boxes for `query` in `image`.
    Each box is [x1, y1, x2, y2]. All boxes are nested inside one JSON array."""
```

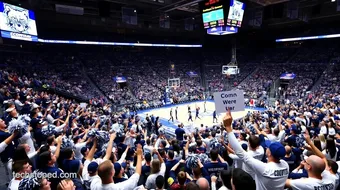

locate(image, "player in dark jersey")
[[195, 107, 201, 120], [175, 107, 178, 120], [188, 111, 193, 122], [168, 108, 174, 122], [213, 110, 218, 123]]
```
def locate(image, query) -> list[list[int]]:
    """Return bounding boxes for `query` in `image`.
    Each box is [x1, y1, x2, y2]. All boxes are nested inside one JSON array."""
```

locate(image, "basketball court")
[[138, 100, 266, 135]]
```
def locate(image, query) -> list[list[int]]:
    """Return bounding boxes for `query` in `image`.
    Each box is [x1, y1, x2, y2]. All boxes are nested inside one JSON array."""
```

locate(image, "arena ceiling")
[[5, 0, 340, 36], [36, 0, 296, 20]]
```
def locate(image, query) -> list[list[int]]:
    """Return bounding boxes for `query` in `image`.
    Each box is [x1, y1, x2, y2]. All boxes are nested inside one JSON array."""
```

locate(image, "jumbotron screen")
[[226, 0, 245, 27], [201, 0, 225, 29], [0, 2, 38, 41]]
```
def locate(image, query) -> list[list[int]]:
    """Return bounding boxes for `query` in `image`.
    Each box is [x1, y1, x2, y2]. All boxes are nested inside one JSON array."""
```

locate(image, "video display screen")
[[202, 8, 224, 29], [0, 2, 38, 41], [226, 0, 245, 27]]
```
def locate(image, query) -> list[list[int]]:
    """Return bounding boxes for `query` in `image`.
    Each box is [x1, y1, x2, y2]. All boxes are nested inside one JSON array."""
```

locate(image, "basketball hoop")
[[225, 74, 230, 79]]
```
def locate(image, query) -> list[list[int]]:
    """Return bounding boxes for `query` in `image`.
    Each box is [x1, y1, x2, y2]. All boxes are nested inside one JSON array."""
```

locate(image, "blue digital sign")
[[207, 26, 238, 35]]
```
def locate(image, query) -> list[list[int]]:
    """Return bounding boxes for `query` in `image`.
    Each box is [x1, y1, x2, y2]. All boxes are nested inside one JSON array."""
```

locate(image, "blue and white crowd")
[[0, 46, 340, 190]]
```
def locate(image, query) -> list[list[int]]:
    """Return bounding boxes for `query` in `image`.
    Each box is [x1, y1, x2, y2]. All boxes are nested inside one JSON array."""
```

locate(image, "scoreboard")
[[201, 0, 225, 29], [200, 0, 245, 29]]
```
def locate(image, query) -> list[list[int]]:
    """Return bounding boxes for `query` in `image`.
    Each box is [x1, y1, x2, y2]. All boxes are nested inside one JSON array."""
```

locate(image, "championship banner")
[[160, 14, 170, 29], [185, 17, 194, 31], [122, 7, 137, 25], [248, 8, 262, 27], [280, 73, 296, 80], [170, 64, 175, 74], [286, 1, 299, 19]]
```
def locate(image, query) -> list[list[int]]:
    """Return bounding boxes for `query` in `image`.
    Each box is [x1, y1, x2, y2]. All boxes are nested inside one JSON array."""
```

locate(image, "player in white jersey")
[[285, 131, 337, 190], [223, 109, 289, 190]]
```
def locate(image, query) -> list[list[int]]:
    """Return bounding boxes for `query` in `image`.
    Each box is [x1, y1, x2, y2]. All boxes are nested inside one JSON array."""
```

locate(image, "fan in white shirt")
[[82, 138, 101, 190], [223, 110, 289, 190], [91, 141, 143, 190], [74, 129, 90, 160], [145, 149, 166, 189], [285, 132, 336, 190], [9, 160, 32, 190], [322, 139, 338, 162]]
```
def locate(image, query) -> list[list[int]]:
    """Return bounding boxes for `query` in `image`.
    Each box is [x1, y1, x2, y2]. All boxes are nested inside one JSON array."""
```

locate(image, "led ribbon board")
[[38, 39, 202, 47], [276, 34, 340, 42]]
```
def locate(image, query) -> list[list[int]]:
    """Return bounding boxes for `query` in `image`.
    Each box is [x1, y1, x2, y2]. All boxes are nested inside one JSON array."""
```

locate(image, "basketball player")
[[188, 105, 191, 112], [213, 110, 217, 123], [204, 101, 207, 113], [168, 108, 174, 122], [188, 111, 193, 122], [175, 107, 178, 120], [195, 106, 201, 120]]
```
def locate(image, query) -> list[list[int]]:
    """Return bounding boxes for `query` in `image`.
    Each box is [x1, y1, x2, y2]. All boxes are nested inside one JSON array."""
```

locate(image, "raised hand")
[[223, 109, 233, 131], [136, 144, 143, 156]]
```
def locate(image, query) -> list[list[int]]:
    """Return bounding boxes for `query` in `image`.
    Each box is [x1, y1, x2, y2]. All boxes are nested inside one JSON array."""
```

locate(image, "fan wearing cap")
[[223, 110, 289, 190], [113, 162, 128, 183], [45, 108, 55, 124], [285, 124, 300, 147], [285, 132, 337, 190], [34, 119, 48, 147], [5, 104, 18, 125]]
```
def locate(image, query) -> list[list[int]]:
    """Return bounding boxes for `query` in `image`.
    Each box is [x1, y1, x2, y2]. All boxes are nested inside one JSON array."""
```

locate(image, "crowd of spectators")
[[1, 44, 340, 190], [1, 59, 340, 190], [0, 52, 100, 100], [314, 53, 340, 95]]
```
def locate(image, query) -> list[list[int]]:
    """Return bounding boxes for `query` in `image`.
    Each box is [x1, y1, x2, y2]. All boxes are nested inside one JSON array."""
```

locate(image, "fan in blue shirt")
[[138, 152, 152, 186], [39, 151, 64, 190], [165, 150, 179, 188], [175, 124, 185, 141], [283, 146, 297, 172], [203, 149, 228, 177]]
